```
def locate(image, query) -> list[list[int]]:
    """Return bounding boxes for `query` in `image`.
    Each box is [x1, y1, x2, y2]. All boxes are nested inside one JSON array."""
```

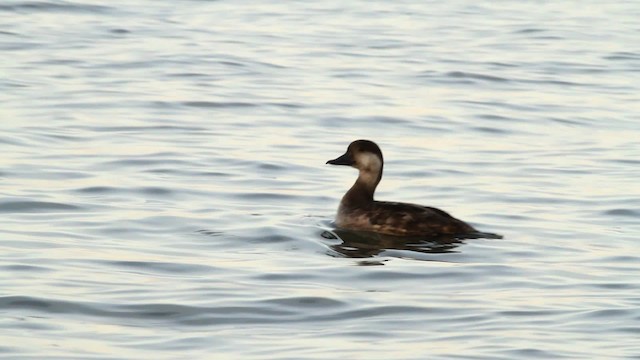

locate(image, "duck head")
[[327, 140, 384, 194]]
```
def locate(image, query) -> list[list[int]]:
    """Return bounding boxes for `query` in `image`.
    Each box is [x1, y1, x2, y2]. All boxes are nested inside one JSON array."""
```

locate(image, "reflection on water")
[[322, 228, 502, 259]]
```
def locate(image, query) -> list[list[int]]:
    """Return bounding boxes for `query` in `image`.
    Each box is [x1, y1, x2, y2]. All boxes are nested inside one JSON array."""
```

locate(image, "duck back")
[[338, 201, 475, 237]]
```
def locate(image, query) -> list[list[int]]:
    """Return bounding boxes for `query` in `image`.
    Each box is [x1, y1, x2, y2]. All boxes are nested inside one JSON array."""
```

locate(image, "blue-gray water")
[[2, 1, 640, 359]]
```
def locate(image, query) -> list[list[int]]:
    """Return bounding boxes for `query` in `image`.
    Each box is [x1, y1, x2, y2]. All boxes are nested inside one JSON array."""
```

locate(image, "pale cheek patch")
[[355, 152, 382, 185], [357, 153, 382, 173]]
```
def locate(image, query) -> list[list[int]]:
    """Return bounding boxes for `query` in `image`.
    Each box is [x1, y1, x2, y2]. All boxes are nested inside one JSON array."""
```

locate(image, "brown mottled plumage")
[[326, 140, 475, 237]]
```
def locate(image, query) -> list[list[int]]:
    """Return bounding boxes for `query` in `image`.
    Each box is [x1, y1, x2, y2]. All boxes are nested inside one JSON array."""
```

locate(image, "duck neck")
[[341, 168, 382, 208]]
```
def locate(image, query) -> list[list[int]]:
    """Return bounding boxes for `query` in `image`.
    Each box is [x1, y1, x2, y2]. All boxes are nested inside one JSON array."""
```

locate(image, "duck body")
[[336, 200, 474, 237], [327, 140, 475, 237]]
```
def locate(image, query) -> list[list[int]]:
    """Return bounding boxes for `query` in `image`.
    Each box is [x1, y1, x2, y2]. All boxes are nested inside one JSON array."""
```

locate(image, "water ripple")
[[444, 71, 511, 83], [181, 101, 303, 109], [0, 200, 81, 213], [182, 101, 260, 109], [101, 260, 217, 275], [603, 209, 640, 217], [0, 1, 113, 13]]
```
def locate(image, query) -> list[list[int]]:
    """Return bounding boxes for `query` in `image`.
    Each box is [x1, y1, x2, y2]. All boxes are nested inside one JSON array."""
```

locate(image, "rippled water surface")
[[2, 1, 640, 359]]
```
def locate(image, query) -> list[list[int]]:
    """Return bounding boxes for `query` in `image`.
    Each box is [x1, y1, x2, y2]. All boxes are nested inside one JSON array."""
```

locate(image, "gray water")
[[2, 1, 640, 359]]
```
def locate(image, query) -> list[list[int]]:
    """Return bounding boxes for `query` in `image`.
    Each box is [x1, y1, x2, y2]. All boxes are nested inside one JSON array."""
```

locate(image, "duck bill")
[[326, 152, 354, 166]]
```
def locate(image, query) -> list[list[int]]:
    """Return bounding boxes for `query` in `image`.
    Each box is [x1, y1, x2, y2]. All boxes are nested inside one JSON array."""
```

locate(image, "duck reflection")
[[322, 228, 501, 259]]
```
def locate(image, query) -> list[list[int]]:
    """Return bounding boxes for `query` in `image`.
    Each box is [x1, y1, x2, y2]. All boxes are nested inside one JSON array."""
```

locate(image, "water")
[[2, 0, 639, 358]]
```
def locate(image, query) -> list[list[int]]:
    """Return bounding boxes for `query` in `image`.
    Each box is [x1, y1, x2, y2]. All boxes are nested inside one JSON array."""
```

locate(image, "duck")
[[326, 139, 476, 237]]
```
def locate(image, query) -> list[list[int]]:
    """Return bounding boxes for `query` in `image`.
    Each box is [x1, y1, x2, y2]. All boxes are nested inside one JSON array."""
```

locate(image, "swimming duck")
[[326, 139, 476, 237]]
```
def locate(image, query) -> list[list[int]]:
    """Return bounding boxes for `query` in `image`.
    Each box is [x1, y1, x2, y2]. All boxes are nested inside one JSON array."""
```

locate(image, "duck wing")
[[368, 201, 475, 236]]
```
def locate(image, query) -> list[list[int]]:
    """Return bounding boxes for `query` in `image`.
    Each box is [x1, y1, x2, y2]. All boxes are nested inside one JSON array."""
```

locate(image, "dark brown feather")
[[368, 201, 475, 236]]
